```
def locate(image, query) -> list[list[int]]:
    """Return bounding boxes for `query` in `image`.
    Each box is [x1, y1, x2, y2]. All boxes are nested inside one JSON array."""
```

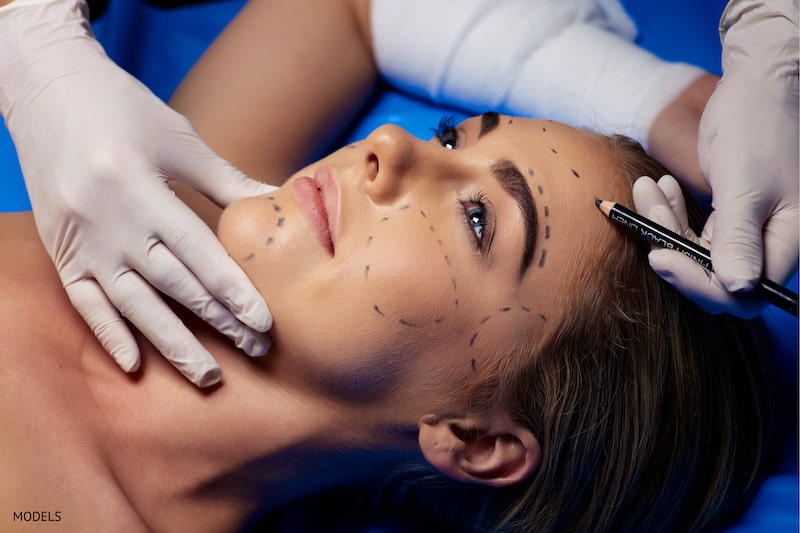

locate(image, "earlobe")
[[418, 412, 541, 487]]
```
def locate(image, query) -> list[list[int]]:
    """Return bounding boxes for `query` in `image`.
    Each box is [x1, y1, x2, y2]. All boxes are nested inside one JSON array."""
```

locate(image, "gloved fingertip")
[[196, 366, 223, 388], [647, 249, 675, 280], [112, 347, 140, 373], [239, 301, 273, 333], [235, 326, 272, 357]]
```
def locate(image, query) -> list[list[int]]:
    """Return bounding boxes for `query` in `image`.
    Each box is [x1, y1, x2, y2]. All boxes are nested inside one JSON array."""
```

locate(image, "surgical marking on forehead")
[[454, 298, 459, 307], [366, 236, 373, 247], [544, 225, 551, 239], [499, 307, 511, 313], [471, 358, 477, 372], [538, 249, 547, 268], [267, 196, 275, 201], [381, 217, 389, 222], [265, 237, 274, 246], [273, 204, 282, 212], [399, 318, 421, 328], [364, 265, 370, 280], [434, 316, 444, 324], [444, 255, 450, 266], [451, 277, 458, 291], [398, 204, 411, 211], [430, 225, 436, 232], [469, 332, 479, 347], [243, 252, 255, 261], [348, 144, 357, 149], [550, 148, 558, 154], [373, 305, 385, 317], [437, 238, 443, 246], [480, 315, 491, 324], [544, 206, 550, 217], [537, 185, 544, 195], [277, 217, 285, 227], [420, 210, 427, 218], [520, 306, 531, 312], [538, 314, 548, 321], [542, 127, 547, 132], [571, 169, 581, 178]]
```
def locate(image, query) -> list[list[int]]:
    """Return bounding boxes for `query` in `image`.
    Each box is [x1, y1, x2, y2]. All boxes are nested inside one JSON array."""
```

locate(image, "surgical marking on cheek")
[[265, 237, 274, 246], [398, 204, 411, 211], [364, 265, 370, 280], [277, 217, 285, 227], [430, 225, 436, 232], [373, 305, 385, 317], [454, 298, 459, 307], [538, 249, 547, 268], [520, 306, 531, 312], [273, 204, 283, 212], [537, 185, 544, 195], [434, 315, 445, 324], [571, 169, 580, 178], [550, 148, 558, 154], [538, 314, 548, 321], [420, 210, 427, 218], [451, 277, 458, 291], [443, 255, 450, 266], [544, 225, 550, 239], [437, 238, 443, 246], [544, 206, 550, 217], [366, 236, 373, 247], [480, 315, 491, 324], [499, 307, 511, 313], [267, 196, 275, 201], [381, 217, 389, 222], [399, 319, 421, 328], [469, 333, 479, 347], [528, 168, 535, 177], [243, 252, 255, 261], [508, 119, 514, 125], [471, 358, 477, 372]]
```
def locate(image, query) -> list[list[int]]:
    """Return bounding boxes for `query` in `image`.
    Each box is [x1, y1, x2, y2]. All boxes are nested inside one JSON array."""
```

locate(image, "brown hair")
[[486, 134, 775, 532]]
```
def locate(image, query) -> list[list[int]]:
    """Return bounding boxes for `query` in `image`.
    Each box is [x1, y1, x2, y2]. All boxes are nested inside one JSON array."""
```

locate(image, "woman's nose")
[[360, 124, 428, 205]]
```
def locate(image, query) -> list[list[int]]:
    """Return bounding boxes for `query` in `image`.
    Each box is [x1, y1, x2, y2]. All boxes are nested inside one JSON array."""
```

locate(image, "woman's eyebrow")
[[478, 111, 500, 139], [490, 159, 537, 278]]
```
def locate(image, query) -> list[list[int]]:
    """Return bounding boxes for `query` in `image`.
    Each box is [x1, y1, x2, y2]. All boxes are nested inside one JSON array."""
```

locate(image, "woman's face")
[[218, 114, 624, 406]]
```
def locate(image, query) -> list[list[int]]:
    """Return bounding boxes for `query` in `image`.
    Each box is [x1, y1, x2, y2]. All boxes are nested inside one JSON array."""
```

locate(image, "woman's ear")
[[418, 412, 541, 487]]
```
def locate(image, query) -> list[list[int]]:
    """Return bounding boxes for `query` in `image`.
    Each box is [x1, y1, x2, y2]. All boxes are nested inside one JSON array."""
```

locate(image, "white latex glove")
[[0, 0, 275, 386], [633, 175, 767, 316], [638, 0, 799, 318]]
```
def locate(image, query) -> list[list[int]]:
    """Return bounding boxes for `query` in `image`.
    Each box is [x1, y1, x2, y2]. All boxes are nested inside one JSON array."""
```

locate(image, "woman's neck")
[[86, 308, 421, 531]]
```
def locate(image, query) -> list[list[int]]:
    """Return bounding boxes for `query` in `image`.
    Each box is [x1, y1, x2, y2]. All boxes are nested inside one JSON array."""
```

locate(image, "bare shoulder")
[[0, 211, 146, 530]]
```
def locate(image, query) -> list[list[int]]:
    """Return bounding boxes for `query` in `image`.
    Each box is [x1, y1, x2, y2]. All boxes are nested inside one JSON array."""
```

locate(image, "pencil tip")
[[594, 198, 601, 207]]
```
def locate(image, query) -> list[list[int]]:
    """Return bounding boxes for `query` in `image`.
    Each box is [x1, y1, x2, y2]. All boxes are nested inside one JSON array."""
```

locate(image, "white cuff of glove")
[[0, 0, 103, 125], [371, 0, 705, 149]]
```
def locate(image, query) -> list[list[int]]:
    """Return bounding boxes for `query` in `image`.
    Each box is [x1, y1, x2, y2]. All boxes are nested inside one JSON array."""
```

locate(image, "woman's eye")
[[433, 115, 459, 150], [438, 127, 458, 150], [462, 200, 487, 247]]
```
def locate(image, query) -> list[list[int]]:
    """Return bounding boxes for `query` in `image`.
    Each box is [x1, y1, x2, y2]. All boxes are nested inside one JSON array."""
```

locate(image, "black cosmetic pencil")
[[596, 199, 798, 317]]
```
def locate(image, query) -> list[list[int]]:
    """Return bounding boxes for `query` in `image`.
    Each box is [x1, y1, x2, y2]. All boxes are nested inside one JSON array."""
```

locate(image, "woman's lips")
[[291, 167, 339, 256]]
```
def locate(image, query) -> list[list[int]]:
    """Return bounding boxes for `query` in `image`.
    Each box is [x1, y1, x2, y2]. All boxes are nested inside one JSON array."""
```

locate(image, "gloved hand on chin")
[[0, 0, 275, 386]]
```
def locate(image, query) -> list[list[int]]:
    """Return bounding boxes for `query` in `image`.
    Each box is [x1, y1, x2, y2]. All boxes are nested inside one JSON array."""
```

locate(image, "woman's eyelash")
[[460, 192, 492, 252], [432, 114, 459, 149]]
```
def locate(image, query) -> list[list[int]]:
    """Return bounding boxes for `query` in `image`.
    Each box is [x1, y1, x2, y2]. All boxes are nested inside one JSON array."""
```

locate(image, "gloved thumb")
[[706, 197, 767, 293], [162, 115, 277, 206]]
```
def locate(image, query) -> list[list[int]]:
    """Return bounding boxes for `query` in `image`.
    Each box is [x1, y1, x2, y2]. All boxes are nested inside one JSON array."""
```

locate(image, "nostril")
[[366, 153, 379, 181]]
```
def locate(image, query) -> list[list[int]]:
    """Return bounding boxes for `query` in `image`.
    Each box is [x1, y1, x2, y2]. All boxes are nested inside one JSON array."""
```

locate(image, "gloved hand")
[[634, 0, 798, 318], [0, 0, 275, 386], [633, 175, 767, 316]]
